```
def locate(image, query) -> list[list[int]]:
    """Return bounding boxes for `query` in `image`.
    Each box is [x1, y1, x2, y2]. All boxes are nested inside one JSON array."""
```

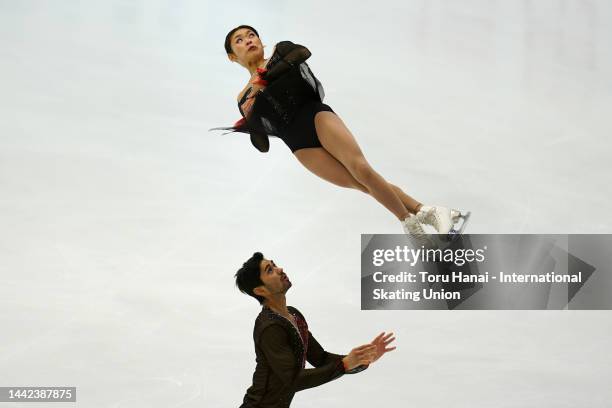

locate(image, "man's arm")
[[259, 325, 345, 392], [307, 330, 369, 374], [306, 330, 344, 367]]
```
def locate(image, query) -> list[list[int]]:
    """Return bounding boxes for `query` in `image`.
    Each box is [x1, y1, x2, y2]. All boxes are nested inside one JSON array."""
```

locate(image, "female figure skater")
[[211, 25, 469, 241]]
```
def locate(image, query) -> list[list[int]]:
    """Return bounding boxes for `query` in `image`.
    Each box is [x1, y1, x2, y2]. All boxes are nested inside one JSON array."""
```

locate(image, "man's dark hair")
[[235, 251, 265, 304], [225, 25, 259, 55]]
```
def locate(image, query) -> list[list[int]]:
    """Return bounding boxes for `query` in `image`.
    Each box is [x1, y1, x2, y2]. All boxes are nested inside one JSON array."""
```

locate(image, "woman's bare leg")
[[293, 147, 369, 193], [294, 148, 424, 218], [389, 184, 423, 215], [314, 111, 419, 221]]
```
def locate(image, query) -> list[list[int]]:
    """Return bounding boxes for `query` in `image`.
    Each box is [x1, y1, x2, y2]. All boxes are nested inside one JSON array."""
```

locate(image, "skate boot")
[[416, 205, 471, 241], [401, 214, 436, 249]]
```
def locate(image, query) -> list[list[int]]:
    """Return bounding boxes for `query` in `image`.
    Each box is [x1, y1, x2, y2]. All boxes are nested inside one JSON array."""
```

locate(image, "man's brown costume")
[[239, 306, 367, 408]]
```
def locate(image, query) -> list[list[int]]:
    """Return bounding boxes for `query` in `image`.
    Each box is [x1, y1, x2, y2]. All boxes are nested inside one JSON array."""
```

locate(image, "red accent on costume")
[[233, 117, 246, 129], [292, 312, 310, 368], [252, 67, 269, 86]]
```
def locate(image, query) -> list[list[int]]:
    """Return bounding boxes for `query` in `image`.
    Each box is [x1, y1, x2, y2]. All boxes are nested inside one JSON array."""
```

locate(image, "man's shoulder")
[[253, 308, 285, 342], [252, 306, 305, 333], [253, 307, 281, 329], [287, 305, 305, 320]]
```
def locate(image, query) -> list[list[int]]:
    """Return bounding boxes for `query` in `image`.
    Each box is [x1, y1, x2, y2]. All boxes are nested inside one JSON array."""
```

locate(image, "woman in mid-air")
[[211, 25, 469, 241]]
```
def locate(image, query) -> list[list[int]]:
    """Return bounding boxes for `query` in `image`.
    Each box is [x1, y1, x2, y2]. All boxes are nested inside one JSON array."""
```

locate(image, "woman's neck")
[[247, 58, 268, 76]]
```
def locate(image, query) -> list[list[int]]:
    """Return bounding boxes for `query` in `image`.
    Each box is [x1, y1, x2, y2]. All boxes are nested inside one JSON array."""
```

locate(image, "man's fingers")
[[372, 332, 385, 343], [383, 336, 396, 345], [385, 346, 397, 352]]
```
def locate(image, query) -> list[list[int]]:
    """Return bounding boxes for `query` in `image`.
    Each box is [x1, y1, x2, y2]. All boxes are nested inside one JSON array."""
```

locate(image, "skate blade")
[[450, 209, 470, 222], [447, 211, 471, 241]]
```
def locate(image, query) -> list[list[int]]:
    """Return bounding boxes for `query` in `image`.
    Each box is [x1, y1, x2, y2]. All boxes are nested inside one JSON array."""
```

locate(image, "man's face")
[[229, 28, 264, 65], [257, 258, 292, 298]]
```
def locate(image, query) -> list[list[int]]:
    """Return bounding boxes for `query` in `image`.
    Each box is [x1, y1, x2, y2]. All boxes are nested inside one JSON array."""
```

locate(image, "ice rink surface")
[[1, 1, 611, 407]]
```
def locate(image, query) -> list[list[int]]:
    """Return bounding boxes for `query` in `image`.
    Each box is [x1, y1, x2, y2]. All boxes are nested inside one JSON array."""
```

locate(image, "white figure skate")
[[401, 214, 436, 249], [416, 205, 471, 242]]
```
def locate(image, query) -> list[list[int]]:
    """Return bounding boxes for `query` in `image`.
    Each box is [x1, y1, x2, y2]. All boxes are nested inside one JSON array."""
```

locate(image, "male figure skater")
[[235, 252, 396, 408]]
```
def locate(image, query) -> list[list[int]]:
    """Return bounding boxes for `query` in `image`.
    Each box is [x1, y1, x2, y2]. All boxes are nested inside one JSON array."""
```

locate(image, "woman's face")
[[228, 28, 264, 67]]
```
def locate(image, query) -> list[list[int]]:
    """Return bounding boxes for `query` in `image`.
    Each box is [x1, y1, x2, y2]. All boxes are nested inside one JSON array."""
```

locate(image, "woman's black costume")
[[211, 41, 336, 153]]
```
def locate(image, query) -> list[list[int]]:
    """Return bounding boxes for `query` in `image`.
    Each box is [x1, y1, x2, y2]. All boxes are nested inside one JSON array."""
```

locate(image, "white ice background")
[[1, 1, 611, 407]]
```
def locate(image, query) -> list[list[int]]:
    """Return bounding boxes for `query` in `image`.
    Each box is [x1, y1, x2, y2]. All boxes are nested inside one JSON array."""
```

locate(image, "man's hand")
[[342, 344, 377, 371], [370, 332, 396, 363]]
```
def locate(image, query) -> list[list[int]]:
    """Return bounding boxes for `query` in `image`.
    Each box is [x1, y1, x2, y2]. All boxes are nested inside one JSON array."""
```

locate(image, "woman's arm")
[[263, 41, 312, 81], [236, 87, 270, 152]]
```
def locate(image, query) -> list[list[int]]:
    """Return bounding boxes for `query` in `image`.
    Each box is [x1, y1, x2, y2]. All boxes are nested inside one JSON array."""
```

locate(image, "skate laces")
[[402, 215, 435, 249], [402, 215, 426, 235], [418, 206, 461, 236], [419, 207, 442, 230]]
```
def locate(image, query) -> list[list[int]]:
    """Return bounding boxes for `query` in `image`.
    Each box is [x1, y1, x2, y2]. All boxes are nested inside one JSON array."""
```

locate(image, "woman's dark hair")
[[225, 25, 259, 55], [235, 251, 265, 304]]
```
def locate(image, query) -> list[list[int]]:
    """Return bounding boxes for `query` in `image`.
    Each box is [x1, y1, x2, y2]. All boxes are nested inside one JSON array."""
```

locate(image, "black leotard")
[[211, 41, 336, 153]]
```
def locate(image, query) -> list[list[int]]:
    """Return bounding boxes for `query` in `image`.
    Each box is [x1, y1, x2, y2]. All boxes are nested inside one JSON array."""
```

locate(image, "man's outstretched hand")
[[342, 332, 396, 371], [370, 332, 396, 363], [342, 344, 377, 371]]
